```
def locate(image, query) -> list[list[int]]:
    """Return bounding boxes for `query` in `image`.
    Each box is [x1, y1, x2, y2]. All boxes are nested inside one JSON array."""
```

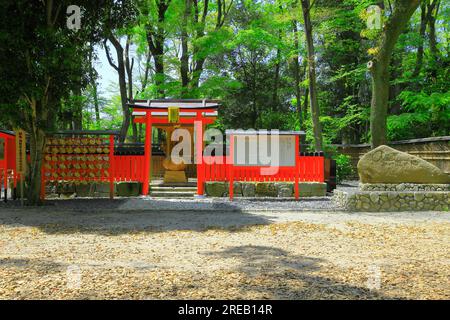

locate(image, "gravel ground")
[[0, 196, 339, 212], [0, 202, 449, 300]]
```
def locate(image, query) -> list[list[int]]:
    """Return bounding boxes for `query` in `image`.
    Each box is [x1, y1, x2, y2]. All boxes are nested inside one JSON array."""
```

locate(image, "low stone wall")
[[46, 181, 142, 198], [333, 189, 449, 212], [360, 183, 449, 192], [205, 182, 327, 198]]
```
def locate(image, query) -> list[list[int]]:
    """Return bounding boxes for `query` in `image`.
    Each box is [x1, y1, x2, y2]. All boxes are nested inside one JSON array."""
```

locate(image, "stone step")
[[150, 191, 196, 198], [151, 182, 197, 188], [151, 186, 197, 193]]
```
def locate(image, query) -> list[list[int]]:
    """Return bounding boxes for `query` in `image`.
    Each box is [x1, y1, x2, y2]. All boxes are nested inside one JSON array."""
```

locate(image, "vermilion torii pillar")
[[195, 113, 204, 197], [142, 111, 152, 195]]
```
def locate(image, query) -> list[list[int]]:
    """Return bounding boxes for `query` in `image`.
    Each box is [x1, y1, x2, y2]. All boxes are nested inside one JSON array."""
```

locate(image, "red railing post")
[[294, 135, 299, 200], [142, 112, 152, 196], [3, 138, 8, 202], [319, 155, 325, 182], [109, 135, 114, 199], [229, 135, 234, 200], [195, 116, 204, 196]]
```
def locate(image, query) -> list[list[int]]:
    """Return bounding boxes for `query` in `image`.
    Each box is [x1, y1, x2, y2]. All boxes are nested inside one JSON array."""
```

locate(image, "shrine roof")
[[128, 99, 221, 110]]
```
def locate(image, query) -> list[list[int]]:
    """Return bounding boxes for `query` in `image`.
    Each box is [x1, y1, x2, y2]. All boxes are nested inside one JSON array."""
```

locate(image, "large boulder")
[[358, 145, 449, 184]]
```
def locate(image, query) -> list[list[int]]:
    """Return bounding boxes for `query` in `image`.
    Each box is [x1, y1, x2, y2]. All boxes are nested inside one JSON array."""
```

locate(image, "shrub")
[[334, 154, 353, 184]]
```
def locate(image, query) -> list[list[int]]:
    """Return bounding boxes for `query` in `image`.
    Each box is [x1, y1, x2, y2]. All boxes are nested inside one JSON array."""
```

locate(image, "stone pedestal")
[[164, 170, 187, 184]]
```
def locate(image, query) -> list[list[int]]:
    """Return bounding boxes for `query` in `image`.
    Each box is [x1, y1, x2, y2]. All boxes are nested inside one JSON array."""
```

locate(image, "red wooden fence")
[[3, 130, 325, 201], [39, 152, 325, 200], [111, 155, 145, 183], [202, 156, 324, 183]]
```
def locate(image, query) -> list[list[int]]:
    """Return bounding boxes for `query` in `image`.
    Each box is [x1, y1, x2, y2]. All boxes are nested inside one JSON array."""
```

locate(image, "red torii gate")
[[129, 99, 220, 196]]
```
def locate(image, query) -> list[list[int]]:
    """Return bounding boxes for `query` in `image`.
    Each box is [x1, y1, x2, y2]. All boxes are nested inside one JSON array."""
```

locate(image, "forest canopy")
[[0, 0, 448, 203]]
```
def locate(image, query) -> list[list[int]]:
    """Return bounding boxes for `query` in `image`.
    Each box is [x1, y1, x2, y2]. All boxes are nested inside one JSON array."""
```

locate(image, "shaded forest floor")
[[0, 207, 448, 299]]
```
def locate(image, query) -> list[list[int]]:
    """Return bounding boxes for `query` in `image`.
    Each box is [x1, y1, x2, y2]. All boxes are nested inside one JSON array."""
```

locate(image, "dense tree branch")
[[104, 39, 119, 72]]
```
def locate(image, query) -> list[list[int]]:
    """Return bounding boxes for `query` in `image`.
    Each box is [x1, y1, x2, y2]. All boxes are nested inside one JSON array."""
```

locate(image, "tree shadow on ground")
[[204, 245, 402, 300], [0, 257, 65, 276], [0, 199, 275, 235]]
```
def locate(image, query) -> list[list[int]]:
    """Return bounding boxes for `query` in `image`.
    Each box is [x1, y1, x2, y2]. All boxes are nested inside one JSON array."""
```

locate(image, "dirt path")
[[0, 207, 449, 299]]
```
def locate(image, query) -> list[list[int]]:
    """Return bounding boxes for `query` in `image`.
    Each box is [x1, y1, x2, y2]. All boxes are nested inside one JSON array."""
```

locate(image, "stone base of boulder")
[[333, 189, 449, 212], [360, 183, 449, 192], [204, 181, 327, 198]]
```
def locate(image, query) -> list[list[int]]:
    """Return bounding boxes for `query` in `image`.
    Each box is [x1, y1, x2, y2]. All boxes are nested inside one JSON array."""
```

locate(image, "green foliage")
[[93, 95, 124, 130], [387, 91, 450, 140], [334, 154, 354, 184], [260, 111, 298, 131]]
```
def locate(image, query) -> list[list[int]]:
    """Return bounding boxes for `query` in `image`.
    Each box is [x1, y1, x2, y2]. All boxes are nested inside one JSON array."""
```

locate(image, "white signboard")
[[233, 134, 296, 167]]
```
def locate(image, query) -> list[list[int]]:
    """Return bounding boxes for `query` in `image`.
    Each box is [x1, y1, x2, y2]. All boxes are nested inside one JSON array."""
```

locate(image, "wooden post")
[[195, 115, 204, 196], [109, 135, 115, 199], [19, 173, 23, 206], [40, 162, 45, 201], [229, 134, 234, 200], [143, 112, 152, 195], [294, 135, 300, 200], [3, 138, 7, 202], [319, 153, 325, 182]]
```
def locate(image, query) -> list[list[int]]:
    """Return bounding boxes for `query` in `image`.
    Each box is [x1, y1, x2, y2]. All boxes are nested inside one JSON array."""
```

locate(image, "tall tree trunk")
[[25, 97, 48, 206], [412, 1, 427, 78], [300, 0, 323, 151], [25, 1, 57, 205], [302, 58, 308, 121], [180, 0, 191, 95], [89, 47, 101, 124], [152, 44, 165, 98], [140, 52, 152, 92], [369, 0, 420, 148], [291, 20, 302, 129], [272, 40, 281, 110], [190, 0, 231, 91], [190, 0, 209, 90], [147, 0, 171, 98], [427, 0, 441, 79], [303, 86, 309, 122], [73, 82, 83, 130], [27, 128, 46, 206], [93, 84, 100, 124], [105, 35, 130, 144], [125, 36, 137, 142]]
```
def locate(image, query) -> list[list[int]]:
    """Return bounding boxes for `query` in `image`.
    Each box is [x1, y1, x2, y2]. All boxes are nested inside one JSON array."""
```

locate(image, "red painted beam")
[[133, 117, 216, 125], [132, 108, 217, 113]]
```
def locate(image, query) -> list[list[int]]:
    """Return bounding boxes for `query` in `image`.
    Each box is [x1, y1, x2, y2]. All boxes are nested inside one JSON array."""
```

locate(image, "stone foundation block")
[[116, 182, 141, 197]]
